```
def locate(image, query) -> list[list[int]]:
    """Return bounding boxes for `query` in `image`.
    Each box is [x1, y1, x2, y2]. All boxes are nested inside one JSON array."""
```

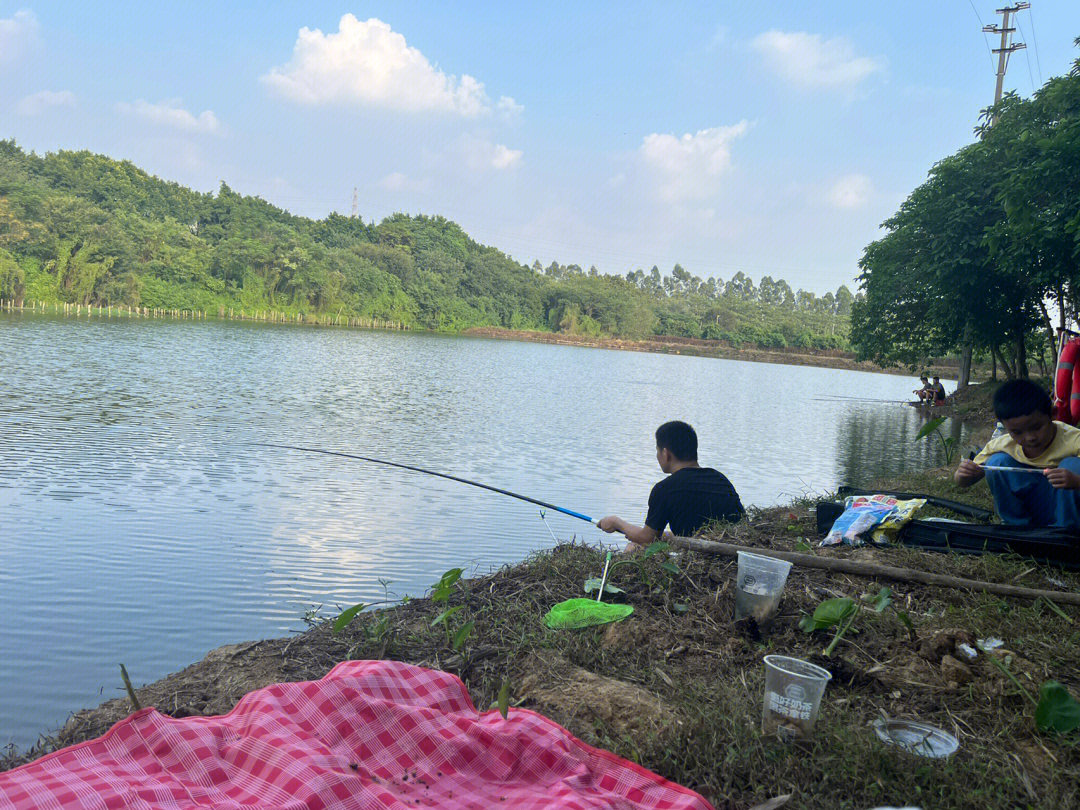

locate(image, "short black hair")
[[993, 379, 1053, 420], [656, 421, 698, 461]]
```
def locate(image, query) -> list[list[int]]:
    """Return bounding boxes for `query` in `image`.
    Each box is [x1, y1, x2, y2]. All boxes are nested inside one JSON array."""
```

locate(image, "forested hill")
[[0, 140, 853, 350]]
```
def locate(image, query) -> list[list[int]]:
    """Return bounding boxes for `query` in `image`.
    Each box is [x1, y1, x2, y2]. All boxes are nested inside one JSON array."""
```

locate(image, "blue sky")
[[2, 2, 1079, 293]]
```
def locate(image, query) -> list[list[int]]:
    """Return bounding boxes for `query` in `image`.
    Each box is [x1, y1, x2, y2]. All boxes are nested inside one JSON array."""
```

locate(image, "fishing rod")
[[811, 396, 907, 404], [253, 442, 600, 525]]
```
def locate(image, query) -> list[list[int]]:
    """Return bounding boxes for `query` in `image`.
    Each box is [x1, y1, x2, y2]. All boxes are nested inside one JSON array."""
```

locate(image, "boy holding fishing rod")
[[598, 421, 745, 553], [955, 379, 1080, 527]]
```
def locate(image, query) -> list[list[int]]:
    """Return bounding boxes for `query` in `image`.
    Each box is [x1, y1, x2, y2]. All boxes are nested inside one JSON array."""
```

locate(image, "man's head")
[[655, 420, 697, 473], [920, 375, 928, 383], [932, 376, 940, 384], [993, 379, 1056, 458]]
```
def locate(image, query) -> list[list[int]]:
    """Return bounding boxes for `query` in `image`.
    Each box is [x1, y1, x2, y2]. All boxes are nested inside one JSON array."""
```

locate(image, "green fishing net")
[[544, 598, 634, 629]]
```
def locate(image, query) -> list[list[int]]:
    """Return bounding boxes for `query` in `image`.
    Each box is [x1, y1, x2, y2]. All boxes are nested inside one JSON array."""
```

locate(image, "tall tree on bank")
[[852, 40, 1080, 380]]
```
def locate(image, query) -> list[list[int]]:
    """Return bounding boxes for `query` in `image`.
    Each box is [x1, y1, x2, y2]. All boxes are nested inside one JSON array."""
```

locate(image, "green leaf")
[[332, 602, 368, 634], [431, 605, 464, 628], [660, 561, 680, 576], [915, 417, 946, 442], [1035, 681, 1080, 733], [794, 539, 813, 552], [583, 578, 625, 595], [451, 620, 474, 652], [431, 567, 463, 602], [672, 602, 689, 614], [897, 610, 915, 631], [642, 541, 670, 559], [496, 678, 510, 719], [865, 586, 892, 613], [799, 597, 857, 633]]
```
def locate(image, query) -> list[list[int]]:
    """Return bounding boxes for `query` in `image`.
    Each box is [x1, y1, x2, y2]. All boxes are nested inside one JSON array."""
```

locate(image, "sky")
[[2, 2, 1079, 294]]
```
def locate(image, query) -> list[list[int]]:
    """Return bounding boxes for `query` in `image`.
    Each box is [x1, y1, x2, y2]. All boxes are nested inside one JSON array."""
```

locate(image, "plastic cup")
[[761, 655, 832, 740], [734, 552, 793, 627]]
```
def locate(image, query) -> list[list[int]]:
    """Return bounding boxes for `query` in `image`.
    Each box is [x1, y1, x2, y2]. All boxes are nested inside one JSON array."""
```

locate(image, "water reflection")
[[0, 312, 968, 747], [835, 404, 973, 488]]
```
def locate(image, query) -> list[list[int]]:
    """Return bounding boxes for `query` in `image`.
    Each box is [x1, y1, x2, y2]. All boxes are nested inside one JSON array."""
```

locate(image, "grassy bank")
[[4, 466, 1078, 808]]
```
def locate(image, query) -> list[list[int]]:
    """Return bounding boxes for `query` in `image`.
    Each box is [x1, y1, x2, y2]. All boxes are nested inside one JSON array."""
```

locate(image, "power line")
[[967, 0, 998, 71], [1016, 18, 1037, 94], [1027, 5, 1043, 86]]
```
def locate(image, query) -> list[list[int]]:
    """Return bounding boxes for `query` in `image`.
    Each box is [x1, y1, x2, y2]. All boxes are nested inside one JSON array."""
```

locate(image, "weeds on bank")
[[915, 416, 959, 465], [429, 567, 475, 652], [607, 541, 681, 593], [798, 587, 895, 657]]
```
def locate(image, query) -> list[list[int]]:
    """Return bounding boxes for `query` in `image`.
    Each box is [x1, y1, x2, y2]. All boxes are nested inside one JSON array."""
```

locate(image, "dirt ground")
[[5, 492, 1078, 810], [464, 327, 977, 380]]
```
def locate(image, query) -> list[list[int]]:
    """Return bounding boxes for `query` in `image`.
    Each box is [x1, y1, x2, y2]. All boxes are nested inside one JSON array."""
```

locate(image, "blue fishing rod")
[[254, 442, 600, 525]]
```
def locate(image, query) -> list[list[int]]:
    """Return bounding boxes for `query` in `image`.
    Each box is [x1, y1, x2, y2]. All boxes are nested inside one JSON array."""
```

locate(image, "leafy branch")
[[915, 416, 958, 465]]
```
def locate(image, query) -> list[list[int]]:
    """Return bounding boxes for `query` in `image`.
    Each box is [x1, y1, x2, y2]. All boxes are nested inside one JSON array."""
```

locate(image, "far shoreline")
[[464, 326, 970, 381], [1, 301, 973, 381]]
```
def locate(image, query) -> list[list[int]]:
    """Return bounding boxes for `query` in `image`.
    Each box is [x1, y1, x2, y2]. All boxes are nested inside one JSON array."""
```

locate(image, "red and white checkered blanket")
[[0, 659, 714, 809]]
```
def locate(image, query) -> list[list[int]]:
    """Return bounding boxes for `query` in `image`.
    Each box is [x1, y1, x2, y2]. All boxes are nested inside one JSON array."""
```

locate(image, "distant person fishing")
[[598, 421, 745, 553], [930, 375, 947, 403], [914, 375, 932, 402]]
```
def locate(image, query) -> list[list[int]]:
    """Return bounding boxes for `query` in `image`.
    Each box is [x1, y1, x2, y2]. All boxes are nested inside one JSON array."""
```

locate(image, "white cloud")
[[16, 90, 75, 116], [380, 172, 409, 191], [456, 135, 522, 172], [262, 14, 498, 116], [639, 123, 748, 202], [115, 99, 221, 134], [496, 95, 523, 121], [0, 9, 38, 64], [751, 30, 884, 89], [828, 174, 872, 209], [378, 172, 430, 193]]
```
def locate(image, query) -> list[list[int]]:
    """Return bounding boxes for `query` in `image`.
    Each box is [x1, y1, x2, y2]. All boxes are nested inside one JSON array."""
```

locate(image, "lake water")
[[0, 313, 970, 748]]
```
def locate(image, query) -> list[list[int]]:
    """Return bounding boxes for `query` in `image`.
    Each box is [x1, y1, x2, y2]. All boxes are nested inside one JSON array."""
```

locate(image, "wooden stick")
[[119, 663, 142, 711], [668, 535, 1080, 606]]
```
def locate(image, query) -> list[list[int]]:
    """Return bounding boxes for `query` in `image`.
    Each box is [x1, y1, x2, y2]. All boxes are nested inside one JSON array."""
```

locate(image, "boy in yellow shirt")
[[955, 379, 1080, 527]]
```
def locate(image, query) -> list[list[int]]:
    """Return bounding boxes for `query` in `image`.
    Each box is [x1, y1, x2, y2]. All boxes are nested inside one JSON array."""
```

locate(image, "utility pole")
[[350, 187, 359, 219], [956, 4, 1029, 389], [984, 3, 1028, 117]]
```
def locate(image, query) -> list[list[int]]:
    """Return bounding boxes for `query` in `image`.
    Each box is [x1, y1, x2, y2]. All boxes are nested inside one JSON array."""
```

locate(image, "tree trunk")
[[991, 351, 997, 381], [993, 344, 1016, 379], [1039, 300, 1057, 356], [1015, 332, 1029, 379], [957, 321, 973, 389]]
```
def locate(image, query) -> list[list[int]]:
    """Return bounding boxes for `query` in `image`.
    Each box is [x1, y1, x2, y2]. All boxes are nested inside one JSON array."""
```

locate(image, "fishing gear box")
[[816, 487, 1080, 569]]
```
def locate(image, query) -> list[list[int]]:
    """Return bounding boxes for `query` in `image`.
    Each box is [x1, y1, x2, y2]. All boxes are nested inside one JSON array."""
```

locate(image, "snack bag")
[[871, 497, 925, 544], [821, 494, 924, 547]]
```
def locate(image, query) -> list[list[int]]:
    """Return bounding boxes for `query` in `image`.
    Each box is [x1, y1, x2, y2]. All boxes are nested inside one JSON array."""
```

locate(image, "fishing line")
[[253, 442, 600, 525], [980, 465, 1048, 475]]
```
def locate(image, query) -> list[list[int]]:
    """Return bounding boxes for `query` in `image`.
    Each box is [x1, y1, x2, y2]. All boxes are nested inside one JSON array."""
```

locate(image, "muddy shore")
[[464, 327, 980, 380]]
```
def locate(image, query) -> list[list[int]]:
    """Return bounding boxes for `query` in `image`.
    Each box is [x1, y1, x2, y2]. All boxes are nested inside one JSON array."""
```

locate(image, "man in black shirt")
[[598, 421, 744, 553]]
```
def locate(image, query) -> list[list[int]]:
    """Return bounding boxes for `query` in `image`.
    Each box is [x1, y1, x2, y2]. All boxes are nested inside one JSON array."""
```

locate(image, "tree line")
[[0, 139, 852, 350], [852, 40, 1080, 383]]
